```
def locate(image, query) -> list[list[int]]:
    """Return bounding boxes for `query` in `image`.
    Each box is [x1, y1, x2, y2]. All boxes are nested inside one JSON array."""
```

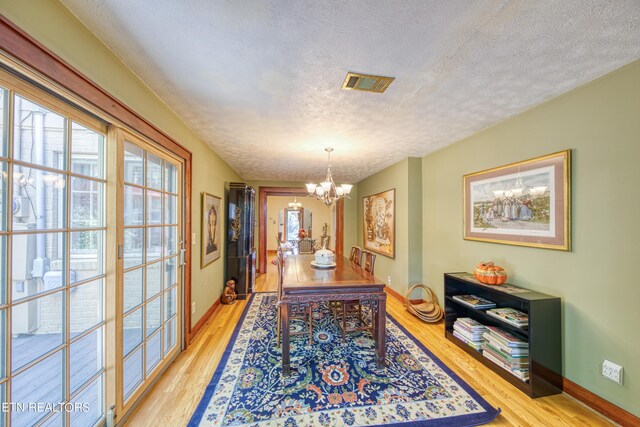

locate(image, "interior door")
[[116, 131, 182, 419]]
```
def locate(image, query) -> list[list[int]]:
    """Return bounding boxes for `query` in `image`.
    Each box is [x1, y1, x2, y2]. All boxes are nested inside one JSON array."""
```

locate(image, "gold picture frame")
[[201, 192, 222, 267], [463, 150, 571, 251], [363, 188, 396, 258]]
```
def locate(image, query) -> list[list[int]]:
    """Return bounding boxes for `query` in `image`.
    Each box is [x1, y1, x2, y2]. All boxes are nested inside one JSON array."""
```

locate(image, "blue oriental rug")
[[189, 293, 500, 427]]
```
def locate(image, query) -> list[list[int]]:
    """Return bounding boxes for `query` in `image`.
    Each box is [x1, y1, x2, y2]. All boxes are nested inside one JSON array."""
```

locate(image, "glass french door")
[[0, 73, 107, 426], [0, 63, 185, 426], [117, 133, 182, 416]]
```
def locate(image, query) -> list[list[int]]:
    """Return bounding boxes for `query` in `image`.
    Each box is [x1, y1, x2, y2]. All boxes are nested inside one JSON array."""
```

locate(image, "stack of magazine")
[[482, 326, 529, 382], [452, 317, 487, 351], [486, 307, 528, 328], [452, 294, 496, 309]]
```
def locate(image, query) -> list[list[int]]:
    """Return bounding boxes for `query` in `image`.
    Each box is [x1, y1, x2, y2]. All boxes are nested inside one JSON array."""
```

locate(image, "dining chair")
[[276, 251, 313, 346], [298, 239, 314, 254], [330, 245, 363, 315], [361, 250, 376, 275], [349, 246, 362, 266], [333, 249, 376, 343]]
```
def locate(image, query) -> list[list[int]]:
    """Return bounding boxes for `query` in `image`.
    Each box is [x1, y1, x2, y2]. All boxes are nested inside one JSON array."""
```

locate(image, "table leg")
[[281, 302, 291, 375], [375, 296, 386, 368]]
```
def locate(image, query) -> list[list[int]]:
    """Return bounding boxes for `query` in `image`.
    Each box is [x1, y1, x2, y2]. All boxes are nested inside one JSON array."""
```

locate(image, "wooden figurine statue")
[[222, 279, 237, 304]]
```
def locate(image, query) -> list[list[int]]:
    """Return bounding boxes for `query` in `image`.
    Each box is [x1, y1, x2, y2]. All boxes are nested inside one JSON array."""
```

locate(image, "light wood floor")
[[125, 263, 616, 426]]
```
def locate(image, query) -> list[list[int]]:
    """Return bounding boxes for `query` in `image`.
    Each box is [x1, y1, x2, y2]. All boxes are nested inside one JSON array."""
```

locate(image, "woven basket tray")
[[404, 284, 443, 323]]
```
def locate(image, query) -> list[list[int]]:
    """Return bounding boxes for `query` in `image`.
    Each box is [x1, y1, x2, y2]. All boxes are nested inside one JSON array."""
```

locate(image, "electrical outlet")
[[387, 276, 391, 286], [192, 301, 196, 315], [192, 232, 197, 246], [602, 360, 623, 385]]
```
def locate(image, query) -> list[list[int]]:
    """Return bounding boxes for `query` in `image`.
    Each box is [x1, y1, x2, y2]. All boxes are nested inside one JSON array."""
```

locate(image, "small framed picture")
[[201, 192, 222, 267], [463, 150, 571, 250]]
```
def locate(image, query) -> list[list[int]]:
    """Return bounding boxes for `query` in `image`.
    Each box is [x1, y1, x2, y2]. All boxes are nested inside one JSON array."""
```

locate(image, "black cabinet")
[[225, 183, 256, 300], [444, 272, 562, 398]]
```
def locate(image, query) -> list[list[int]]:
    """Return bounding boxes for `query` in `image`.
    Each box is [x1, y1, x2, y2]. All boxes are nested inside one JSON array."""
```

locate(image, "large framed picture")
[[464, 150, 571, 251], [201, 192, 222, 267], [363, 189, 395, 258]]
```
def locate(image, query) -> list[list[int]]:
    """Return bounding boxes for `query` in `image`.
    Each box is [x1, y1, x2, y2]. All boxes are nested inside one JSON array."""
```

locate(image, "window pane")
[[70, 328, 103, 393], [12, 166, 65, 230], [12, 232, 65, 301], [286, 210, 300, 240], [12, 351, 64, 427], [123, 347, 142, 400], [0, 235, 5, 305], [146, 227, 162, 262], [13, 95, 66, 171], [0, 309, 4, 378], [0, 162, 6, 231], [146, 262, 162, 300], [164, 286, 177, 322], [124, 228, 144, 269], [164, 194, 177, 224], [123, 268, 143, 312], [71, 122, 104, 179], [147, 152, 162, 190], [146, 331, 161, 375], [39, 411, 63, 427], [12, 291, 64, 372], [164, 226, 177, 258], [146, 296, 161, 337], [146, 190, 162, 225], [70, 230, 104, 284], [164, 317, 177, 355], [164, 257, 177, 289], [0, 87, 6, 157], [124, 142, 144, 185], [70, 177, 104, 228], [70, 279, 103, 338], [0, 384, 4, 427], [124, 185, 144, 226], [123, 308, 142, 356], [70, 376, 103, 427], [164, 161, 177, 193]]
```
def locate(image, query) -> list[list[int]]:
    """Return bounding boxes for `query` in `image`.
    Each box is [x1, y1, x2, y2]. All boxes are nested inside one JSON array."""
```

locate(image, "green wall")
[[1, 0, 243, 328], [356, 158, 423, 296], [421, 61, 640, 415]]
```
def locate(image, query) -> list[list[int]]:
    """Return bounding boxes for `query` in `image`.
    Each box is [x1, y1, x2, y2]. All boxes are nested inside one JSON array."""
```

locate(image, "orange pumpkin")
[[474, 262, 507, 285]]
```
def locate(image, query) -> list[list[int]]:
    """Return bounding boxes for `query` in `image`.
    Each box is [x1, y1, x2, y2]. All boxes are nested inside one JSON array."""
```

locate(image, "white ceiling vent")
[[342, 72, 394, 93]]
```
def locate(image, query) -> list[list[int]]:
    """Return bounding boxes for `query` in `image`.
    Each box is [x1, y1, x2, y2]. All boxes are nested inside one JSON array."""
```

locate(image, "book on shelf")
[[486, 307, 529, 327], [482, 351, 529, 382], [485, 326, 529, 348], [452, 294, 496, 309], [455, 317, 486, 331], [452, 318, 487, 351], [453, 325, 484, 342], [452, 331, 483, 351], [454, 319, 486, 338], [482, 344, 529, 368], [483, 334, 529, 356]]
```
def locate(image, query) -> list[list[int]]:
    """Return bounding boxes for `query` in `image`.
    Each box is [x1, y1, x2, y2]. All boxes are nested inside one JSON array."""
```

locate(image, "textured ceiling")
[[60, 0, 640, 183]]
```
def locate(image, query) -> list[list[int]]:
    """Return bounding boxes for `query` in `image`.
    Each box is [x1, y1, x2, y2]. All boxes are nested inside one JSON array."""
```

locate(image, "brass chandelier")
[[305, 148, 353, 206]]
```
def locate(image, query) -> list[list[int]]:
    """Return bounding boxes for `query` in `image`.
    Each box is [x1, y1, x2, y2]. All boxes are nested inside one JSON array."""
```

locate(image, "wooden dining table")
[[280, 254, 387, 375]]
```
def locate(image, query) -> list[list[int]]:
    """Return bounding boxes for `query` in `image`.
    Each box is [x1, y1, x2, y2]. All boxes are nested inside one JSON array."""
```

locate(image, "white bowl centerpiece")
[[313, 248, 335, 266]]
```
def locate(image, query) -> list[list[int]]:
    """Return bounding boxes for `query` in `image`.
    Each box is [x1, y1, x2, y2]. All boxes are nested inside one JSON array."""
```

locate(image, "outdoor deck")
[[10, 328, 148, 427]]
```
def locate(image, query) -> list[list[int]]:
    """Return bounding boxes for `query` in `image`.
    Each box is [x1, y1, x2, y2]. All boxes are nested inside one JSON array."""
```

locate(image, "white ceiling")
[[60, 0, 640, 183]]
